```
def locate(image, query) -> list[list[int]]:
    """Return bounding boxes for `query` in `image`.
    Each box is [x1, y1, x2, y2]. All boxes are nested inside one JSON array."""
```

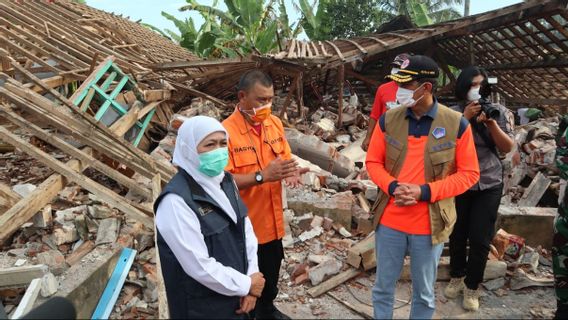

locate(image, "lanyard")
[[243, 115, 271, 170]]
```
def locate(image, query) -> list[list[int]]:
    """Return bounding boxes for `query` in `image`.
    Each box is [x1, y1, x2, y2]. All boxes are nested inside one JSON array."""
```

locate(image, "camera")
[[478, 77, 500, 119]]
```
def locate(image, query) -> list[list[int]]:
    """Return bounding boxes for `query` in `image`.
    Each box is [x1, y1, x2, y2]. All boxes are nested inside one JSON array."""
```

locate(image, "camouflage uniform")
[[554, 115, 568, 319]]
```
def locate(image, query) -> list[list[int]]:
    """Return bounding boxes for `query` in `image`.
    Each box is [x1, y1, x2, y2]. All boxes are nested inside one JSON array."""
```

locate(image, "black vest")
[[154, 169, 249, 319]]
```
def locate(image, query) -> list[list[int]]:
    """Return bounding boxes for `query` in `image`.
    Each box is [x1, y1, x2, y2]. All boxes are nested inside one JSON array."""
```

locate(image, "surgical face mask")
[[241, 102, 272, 123], [391, 67, 400, 75], [198, 147, 229, 177], [396, 83, 425, 108], [467, 87, 482, 101]]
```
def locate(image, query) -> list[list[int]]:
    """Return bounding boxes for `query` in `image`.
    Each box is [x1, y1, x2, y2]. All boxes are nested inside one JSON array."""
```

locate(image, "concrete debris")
[[37, 250, 67, 275], [14, 259, 27, 267], [52, 225, 79, 245], [288, 190, 354, 231], [520, 251, 540, 273], [510, 268, 554, 290], [95, 218, 121, 246], [308, 259, 343, 286], [88, 205, 116, 219], [55, 205, 87, 226], [338, 227, 352, 238], [496, 206, 555, 249], [299, 226, 323, 242], [285, 128, 355, 178], [482, 277, 506, 291], [39, 272, 59, 297], [12, 183, 37, 197], [308, 254, 333, 265]]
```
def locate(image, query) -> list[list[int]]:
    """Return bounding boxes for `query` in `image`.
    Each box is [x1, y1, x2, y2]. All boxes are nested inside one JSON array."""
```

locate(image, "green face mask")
[[198, 147, 229, 177]]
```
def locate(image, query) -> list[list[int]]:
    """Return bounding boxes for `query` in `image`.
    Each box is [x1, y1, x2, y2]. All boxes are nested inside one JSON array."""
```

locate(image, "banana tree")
[[179, 0, 281, 55], [297, 0, 330, 41]]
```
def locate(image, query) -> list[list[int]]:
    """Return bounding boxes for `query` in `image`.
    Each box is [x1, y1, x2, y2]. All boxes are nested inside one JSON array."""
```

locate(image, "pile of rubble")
[[503, 116, 560, 208], [0, 174, 160, 318]]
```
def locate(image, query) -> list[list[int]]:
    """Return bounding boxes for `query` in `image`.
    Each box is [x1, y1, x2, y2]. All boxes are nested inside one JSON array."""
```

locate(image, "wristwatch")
[[255, 171, 264, 184]]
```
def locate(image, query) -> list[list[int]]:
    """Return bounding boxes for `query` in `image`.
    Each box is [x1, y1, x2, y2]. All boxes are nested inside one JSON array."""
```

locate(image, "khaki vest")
[[371, 104, 462, 244]]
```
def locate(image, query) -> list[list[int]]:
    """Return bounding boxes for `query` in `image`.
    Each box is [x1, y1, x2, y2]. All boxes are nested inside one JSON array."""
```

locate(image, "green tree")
[[378, 0, 463, 26], [145, 0, 297, 58], [179, 0, 281, 56], [321, 0, 387, 39]]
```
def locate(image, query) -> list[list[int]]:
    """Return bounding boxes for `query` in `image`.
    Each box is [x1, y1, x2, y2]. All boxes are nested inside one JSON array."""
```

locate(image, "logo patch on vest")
[[198, 206, 214, 216], [431, 127, 446, 140]]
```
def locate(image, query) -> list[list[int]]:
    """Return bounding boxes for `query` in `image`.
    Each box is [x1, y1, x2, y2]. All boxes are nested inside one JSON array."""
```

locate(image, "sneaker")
[[444, 277, 465, 299], [256, 308, 292, 320], [463, 288, 480, 311]]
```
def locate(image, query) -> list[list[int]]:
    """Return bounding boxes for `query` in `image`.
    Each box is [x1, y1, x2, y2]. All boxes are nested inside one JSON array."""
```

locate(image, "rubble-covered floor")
[[275, 277, 556, 319]]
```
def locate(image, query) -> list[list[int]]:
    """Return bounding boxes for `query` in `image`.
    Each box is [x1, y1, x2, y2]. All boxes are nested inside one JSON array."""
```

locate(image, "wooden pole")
[[280, 74, 299, 118], [337, 65, 345, 127], [323, 69, 331, 95], [296, 72, 304, 118]]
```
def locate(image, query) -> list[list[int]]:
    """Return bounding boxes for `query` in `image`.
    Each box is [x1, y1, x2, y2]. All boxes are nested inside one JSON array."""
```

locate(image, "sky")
[[86, 0, 523, 39]]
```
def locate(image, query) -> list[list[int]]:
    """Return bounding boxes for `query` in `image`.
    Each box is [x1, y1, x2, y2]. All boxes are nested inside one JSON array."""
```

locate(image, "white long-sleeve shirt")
[[156, 193, 259, 297]]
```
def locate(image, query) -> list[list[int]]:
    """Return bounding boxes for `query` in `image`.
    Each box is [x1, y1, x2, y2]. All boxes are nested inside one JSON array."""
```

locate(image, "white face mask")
[[396, 83, 425, 108], [467, 87, 481, 101], [391, 67, 400, 75]]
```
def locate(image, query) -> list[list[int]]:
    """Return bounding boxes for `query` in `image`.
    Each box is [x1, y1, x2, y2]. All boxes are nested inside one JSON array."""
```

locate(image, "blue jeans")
[[372, 225, 444, 319]]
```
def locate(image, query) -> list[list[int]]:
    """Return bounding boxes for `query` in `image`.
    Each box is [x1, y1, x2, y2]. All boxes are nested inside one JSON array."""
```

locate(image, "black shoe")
[[256, 308, 292, 320]]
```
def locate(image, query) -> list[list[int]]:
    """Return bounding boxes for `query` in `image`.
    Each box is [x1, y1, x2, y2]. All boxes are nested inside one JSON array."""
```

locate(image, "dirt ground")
[[275, 272, 556, 319]]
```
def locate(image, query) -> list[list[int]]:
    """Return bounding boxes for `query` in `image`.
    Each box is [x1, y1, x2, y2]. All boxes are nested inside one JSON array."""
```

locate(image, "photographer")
[[444, 66, 515, 311]]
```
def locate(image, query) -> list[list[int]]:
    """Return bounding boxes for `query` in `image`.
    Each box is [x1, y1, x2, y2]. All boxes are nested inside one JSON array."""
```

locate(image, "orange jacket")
[[223, 110, 292, 244]]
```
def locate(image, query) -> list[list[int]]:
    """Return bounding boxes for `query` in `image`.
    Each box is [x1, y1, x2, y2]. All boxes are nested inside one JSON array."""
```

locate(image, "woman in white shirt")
[[154, 116, 265, 319]]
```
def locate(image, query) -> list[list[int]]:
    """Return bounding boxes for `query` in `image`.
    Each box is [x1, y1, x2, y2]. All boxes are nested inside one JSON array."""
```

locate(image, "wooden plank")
[[0, 126, 153, 228], [0, 83, 170, 181], [171, 83, 228, 107], [280, 75, 299, 118], [137, 100, 164, 121], [147, 58, 250, 71], [327, 292, 373, 319], [151, 173, 169, 318], [0, 174, 66, 244], [337, 64, 345, 127], [0, 265, 48, 287], [108, 103, 141, 137], [142, 89, 171, 102], [66, 241, 96, 266], [11, 278, 41, 319], [518, 172, 552, 207], [325, 41, 346, 62], [346, 234, 375, 270], [307, 267, 361, 298], [91, 248, 137, 319], [0, 182, 21, 212], [0, 106, 153, 199], [344, 68, 380, 87], [341, 39, 368, 55]]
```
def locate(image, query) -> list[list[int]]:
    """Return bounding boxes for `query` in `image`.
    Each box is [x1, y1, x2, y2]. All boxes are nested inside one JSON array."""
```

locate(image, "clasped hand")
[[393, 183, 422, 207]]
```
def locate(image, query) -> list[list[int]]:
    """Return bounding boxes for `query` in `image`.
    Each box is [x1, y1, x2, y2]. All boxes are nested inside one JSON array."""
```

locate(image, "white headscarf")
[[172, 116, 237, 223]]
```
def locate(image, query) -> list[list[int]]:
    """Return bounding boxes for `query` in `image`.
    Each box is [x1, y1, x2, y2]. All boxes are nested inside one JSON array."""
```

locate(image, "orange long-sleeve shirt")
[[223, 110, 292, 244], [365, 103, 480, 234]]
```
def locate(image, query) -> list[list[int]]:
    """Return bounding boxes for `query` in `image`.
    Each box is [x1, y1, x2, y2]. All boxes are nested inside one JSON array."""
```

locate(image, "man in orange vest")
[[223, 70, 305, 319], [366, 55, 480, 318]]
